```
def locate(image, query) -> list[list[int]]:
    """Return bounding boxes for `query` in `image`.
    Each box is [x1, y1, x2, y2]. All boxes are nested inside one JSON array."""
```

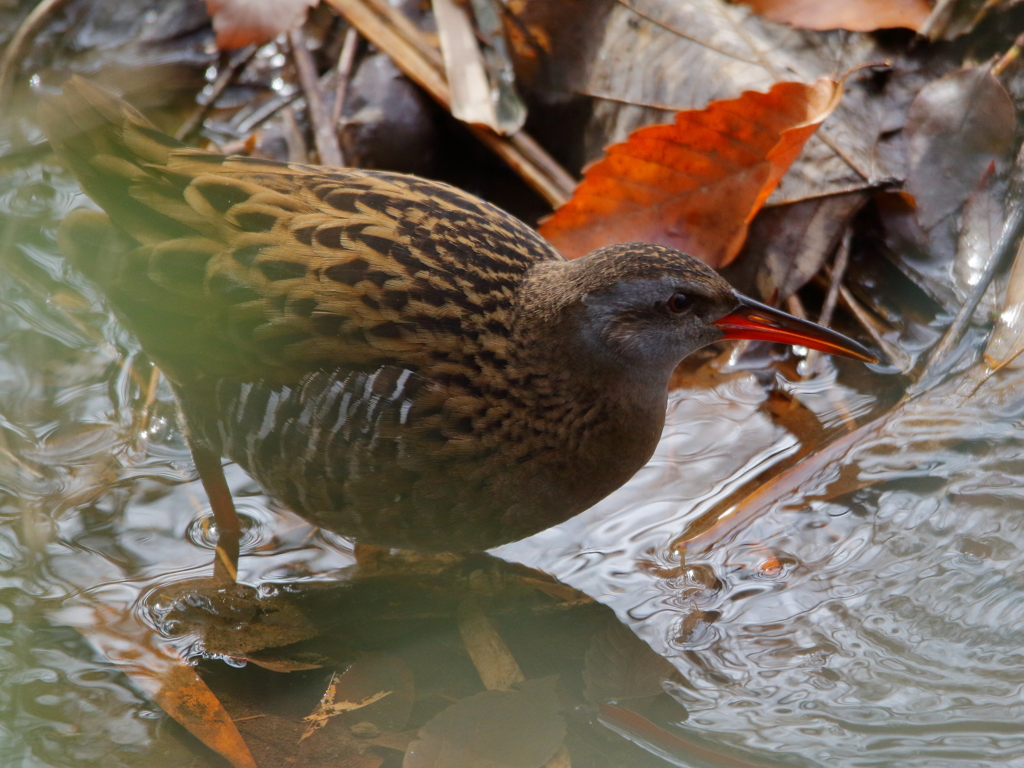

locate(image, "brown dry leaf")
[[205, 0, 318, 50], [404, 677, 565, 768], [748, 191, 868, 303], [68, 601, 257, 768], [538, 78, 844, 267], [905, 65, 1016, 230], [732, 0, 932, 31]]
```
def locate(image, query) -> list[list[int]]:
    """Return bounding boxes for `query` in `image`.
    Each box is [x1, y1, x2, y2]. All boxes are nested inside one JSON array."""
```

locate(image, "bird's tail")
[[38, 76, 194, 249]]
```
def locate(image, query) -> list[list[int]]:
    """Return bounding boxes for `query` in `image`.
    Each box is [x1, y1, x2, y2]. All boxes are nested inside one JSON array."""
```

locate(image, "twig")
[[836, 283, 911, 372], [289, 27, 344, 168], [802, 228, 852, 373], [992, 30, 1024, 78], [236, 89, 305, 134], [918, 0, 956, 40], [175, 46, 258, 141], [819, 228, 851, 329], [323, 0, 575, 207], [281, 105, 308, 162], [0, 0, 77, 106], [331, 26, 361, 129]]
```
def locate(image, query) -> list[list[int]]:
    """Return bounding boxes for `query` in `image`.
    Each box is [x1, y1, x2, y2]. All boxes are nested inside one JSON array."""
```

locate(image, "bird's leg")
[[188, 439, 241, 584]]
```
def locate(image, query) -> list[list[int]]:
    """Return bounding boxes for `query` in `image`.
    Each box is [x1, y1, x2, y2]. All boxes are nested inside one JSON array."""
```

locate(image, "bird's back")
[[39, 77, 564, 389]]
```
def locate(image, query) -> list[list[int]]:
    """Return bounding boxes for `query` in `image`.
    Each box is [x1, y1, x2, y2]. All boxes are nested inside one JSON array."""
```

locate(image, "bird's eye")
[[667, 293, 691, 313]]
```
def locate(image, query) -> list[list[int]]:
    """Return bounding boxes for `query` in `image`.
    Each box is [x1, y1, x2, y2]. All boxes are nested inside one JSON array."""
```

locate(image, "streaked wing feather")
[[40, 77, 564, 387]]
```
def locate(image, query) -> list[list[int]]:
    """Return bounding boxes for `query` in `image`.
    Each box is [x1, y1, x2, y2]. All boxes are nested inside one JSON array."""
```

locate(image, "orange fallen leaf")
[[732, 0, 931, 32], [67, 601, 257, 768], [538, 78, 844, 268], [206, 0, 318, 50]]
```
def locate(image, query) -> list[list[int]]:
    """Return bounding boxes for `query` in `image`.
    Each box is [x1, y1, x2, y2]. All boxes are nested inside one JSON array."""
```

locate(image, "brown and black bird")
[[39, 78, 874, 562]]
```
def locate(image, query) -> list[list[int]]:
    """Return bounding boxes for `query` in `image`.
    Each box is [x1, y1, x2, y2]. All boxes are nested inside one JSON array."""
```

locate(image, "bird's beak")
[[713, 293, 878, 363]]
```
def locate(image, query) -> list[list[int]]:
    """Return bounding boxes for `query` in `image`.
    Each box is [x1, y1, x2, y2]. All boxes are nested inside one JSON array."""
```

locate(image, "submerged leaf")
[[538, 78, 843, 267], [905, 66, 1016, 230], [732, 0, 932, 31], [301, 680, 390, 741], [404, 677, 565, 768]]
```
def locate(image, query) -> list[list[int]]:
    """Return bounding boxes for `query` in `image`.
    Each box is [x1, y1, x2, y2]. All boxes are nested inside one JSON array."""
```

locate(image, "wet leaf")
[[539, 78, 844, 267], [953, 163, 1005, 322], [732, 0, 932, 31], [905, 65, 1016, 230], [205, 0, 318, 50], [66, 601, 257, 768], [984, 236, 1024, 369], [404, 677, 565, 768], [469, 0, 528, 134]]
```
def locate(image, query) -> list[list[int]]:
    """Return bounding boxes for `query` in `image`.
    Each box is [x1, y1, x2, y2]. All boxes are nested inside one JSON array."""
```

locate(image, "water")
[[5, 108, 1024, 768]]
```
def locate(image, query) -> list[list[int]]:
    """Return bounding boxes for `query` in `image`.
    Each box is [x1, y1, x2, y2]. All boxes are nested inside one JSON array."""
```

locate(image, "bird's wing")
[[39, 77, 563, 386]]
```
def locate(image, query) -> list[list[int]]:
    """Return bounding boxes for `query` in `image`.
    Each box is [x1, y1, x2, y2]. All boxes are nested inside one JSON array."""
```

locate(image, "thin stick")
[[802, 228, 851, 373], [175, 46, 258, 141], [331, 26, 361, 130], [819, 228, 851, 328], [236, 89, 305, 134], [289, 27, 344, 168], [281, 105, 308, 162], [992, 30, 1024, 78]]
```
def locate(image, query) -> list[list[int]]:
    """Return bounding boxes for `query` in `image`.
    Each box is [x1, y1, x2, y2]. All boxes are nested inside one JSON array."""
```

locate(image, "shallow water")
[[5, 122, 1024, 768]]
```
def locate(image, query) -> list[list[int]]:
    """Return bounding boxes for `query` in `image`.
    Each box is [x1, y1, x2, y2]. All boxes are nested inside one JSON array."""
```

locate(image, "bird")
[[39, 77, 875, 562]]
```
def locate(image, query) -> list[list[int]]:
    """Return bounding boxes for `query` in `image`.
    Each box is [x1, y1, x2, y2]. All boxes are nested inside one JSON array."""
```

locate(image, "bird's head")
[[520, 243, 876, 386]]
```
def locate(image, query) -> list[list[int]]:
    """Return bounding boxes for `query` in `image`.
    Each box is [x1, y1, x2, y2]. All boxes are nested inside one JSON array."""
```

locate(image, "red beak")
[[713, 294, 878, 363]]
